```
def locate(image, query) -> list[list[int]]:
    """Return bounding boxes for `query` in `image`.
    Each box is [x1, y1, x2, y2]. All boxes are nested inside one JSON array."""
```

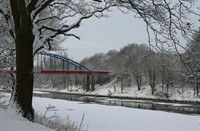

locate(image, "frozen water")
[[33, 96, 200, 131]]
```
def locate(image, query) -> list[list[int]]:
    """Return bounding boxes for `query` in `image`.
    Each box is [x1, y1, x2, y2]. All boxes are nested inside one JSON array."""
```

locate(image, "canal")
[[32, 91, 200, 131]]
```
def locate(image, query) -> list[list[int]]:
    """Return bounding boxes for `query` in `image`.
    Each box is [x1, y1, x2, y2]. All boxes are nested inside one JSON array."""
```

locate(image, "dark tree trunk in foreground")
[[9, 0, 35, 121], [13, 28, 34, 120]]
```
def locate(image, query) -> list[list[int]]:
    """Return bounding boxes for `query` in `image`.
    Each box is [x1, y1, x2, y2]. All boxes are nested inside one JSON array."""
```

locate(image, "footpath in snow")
[[0, 108, 54, 131]]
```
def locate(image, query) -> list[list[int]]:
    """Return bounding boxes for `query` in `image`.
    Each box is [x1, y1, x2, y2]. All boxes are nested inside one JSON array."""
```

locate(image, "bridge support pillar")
[[85, 74, 90, 92], [91, 75, 95, 91], [98, 75, 102, 86], [66, 75, 70, 91]]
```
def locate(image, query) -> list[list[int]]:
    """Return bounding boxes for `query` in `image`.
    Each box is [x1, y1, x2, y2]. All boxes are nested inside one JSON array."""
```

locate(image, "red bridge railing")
[[0, 70, 110, 75]]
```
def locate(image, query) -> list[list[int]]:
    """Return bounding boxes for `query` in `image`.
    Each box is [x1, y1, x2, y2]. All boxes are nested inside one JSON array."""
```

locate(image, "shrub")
[[35, 105, 88, 131]]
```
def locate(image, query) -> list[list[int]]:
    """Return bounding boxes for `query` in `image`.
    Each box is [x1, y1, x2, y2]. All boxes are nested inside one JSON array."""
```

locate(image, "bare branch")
[[116, 0, 200, 52], [33, 0, 115, 52], [0, 6, 15, 39], [31, 0, 55, 21]]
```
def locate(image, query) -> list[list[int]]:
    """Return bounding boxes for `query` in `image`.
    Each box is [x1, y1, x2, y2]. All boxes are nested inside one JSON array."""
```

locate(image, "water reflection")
[[34, 92, 200, 115]]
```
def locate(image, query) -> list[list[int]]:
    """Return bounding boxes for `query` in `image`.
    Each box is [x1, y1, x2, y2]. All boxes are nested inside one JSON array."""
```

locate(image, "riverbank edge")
[[33, 89, 200, 106], [1, 88, 199, 105]]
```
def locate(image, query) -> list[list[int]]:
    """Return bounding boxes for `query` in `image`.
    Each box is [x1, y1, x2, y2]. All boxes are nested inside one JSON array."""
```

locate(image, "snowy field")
[[0, 92, 200, 131], [32, 95, 200, 131]]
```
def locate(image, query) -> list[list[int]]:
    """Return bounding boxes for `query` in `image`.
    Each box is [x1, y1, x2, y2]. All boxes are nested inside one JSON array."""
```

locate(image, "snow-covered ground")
[[0, 79, 200, 131], [33, 96, 200, 131], [0, 93, 54, 131], [35, 78, 200, 102], [0, 108, 54, 131], [1, 92, 200, 131]]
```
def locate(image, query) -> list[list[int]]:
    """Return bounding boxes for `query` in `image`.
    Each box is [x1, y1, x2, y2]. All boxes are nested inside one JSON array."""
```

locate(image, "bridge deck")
[[38, 70, 110, 75], [0, 70, 110, 75]]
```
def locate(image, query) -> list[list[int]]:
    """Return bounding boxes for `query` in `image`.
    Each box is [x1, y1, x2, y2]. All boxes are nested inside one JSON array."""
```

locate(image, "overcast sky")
[[61, 9, 148, 61], [61, 6, 199, 62]]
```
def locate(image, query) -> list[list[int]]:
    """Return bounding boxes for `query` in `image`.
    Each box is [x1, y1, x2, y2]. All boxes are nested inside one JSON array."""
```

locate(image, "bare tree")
[[117, 0, 200, 50], [115, 0, 200, 96], [123, 44, 148, 90], [185, 28, 200, 96], [0, 15, 15, 94], [113, 50, 129, 93], [144, 50, 158, 95], [0, 0, 115, 120]]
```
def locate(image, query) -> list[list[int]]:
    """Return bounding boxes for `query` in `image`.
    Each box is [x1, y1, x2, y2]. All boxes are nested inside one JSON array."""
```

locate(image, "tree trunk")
[[98, 75, 102, 86], [9, 14, 35, 121], [161, 65, 165, 92], [120, 74, 124, 93], [136, 75, 142, 91], [149, 69, 156, 95], [195, 82, 199, 96], [14, 30, 34, 120], [8, 0, 35, 121]]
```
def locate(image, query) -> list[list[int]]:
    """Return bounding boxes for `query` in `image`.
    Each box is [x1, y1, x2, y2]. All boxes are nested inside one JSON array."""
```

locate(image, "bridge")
[[0, 52, 110, 75], [35, 52, 110, 75], [0, 52, 110, 91]]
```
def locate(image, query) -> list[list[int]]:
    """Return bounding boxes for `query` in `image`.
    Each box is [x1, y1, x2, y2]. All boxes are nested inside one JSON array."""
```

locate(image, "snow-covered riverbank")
[[1, 92, 200, 131], [0, 108, 54, 131], [0, 93, 80, 131], [34, 79, 200, 103], [33, 96, 200, 131]]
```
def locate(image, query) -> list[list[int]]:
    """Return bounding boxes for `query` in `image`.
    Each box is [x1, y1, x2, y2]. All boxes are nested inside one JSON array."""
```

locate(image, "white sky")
[[61, 5, 199, 62], [61, 9, 148, 61]]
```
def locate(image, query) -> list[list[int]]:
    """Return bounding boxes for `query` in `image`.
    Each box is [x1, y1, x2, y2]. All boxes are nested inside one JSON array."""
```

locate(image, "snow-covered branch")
[[0, 3, 15, 39], [32, 0, 115, 53], [31, 0, 55, 21], [117, 0, 200, 50]]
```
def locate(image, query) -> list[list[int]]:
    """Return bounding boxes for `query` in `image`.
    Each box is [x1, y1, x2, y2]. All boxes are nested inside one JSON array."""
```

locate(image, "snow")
[[0, 108, 54, 131], [35, 78, 200, 102], [91, 80, 200, 102], [33, 90, 50, 94], [32, 96, 200, 131], [1, 78, 200, 131], [1, 92, 200, 131]]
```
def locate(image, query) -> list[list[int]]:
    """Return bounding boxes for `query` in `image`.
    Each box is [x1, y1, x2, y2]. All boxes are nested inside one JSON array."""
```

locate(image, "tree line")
[[80, 29, 200, 97]]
